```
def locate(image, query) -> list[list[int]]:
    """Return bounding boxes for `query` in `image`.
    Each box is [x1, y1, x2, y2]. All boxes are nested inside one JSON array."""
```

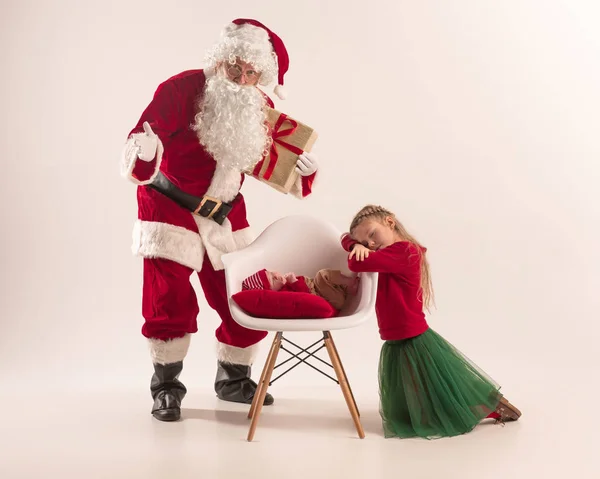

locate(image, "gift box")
[[248, 107, 318, 194]]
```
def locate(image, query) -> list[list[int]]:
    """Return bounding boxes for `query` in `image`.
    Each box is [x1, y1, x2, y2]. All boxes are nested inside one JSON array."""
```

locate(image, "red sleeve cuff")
[[296, 276, 311, 293], [341, 233, 358, 252], [301, 171, 317, 197], [131, 157, 158, 182], [284, 277, 311, 293]]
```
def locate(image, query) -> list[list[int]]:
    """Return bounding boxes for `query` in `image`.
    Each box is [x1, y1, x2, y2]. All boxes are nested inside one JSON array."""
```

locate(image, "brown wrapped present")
[[248, 107, 318, 194]]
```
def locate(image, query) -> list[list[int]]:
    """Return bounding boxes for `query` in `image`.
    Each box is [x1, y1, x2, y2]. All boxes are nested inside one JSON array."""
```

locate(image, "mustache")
[[216, 75, 259, 93]]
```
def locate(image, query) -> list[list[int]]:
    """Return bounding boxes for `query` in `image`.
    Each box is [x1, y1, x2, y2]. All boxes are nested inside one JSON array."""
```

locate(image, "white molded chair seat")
[[222, 214, 378, 332], [222, 215, 378, 442]]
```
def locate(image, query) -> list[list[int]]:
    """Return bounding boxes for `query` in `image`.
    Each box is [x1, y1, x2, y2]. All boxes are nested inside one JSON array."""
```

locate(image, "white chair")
[[221, 214, 378, 441]]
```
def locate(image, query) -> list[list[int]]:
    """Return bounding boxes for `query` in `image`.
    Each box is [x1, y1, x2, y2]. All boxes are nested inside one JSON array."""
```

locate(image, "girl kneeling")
[[341, 205, 521, 439]]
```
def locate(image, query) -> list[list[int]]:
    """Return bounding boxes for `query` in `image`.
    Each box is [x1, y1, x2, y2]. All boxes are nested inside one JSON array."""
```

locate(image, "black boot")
[[150, 361, 187, 421], [214, 361, 274, 405]]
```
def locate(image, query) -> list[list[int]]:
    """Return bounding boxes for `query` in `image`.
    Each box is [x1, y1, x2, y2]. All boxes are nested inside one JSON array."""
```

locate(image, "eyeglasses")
[[226, 63, 260, 82]]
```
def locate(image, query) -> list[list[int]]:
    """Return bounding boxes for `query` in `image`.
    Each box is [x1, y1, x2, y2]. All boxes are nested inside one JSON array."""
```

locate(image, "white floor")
[[1, 376, 595, 479]]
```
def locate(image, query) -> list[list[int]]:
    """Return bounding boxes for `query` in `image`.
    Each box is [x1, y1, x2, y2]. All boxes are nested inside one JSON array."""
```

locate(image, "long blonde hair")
[[349, 204, 435, 311]]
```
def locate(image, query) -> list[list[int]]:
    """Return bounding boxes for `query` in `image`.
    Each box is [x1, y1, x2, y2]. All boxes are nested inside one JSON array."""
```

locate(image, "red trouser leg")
[[142, 258, 199, 341], [198, 253, 267, 365]]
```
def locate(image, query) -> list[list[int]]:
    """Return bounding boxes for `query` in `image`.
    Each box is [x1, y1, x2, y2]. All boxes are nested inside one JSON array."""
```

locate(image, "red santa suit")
[[121, 69, 316, 367]]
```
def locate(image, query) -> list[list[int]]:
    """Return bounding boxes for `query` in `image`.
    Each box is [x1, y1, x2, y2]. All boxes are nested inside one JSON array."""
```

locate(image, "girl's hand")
[[349, 244, 371, 261]]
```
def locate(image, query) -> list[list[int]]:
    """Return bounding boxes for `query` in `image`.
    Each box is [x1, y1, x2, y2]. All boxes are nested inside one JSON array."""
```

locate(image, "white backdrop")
[[1, 0, 599, 415]]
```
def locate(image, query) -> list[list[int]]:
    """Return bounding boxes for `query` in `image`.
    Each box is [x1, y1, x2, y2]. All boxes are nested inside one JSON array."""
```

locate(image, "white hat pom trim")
[[274, 84, 287, 100]]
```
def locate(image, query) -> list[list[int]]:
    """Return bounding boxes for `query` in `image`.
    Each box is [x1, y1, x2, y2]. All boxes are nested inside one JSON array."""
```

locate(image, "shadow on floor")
[[181, 396, 384, 436]]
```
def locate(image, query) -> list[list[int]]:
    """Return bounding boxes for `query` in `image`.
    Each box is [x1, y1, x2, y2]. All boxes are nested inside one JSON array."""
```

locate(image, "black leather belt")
[[148, 171, 233, 225]]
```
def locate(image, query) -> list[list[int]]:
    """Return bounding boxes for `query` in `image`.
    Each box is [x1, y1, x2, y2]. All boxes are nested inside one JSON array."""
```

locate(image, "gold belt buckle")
[[194, 196, 222, 218]]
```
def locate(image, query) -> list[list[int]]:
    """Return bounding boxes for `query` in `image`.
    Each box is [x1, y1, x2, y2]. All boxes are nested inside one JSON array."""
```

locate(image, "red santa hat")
[[242, 269, 271, 290], [206, 18, 290, 100], [231, 18, 289, 100]]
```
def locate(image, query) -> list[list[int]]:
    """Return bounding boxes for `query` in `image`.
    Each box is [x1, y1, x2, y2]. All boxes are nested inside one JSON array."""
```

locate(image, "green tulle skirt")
[[379, 328, 502, 439]]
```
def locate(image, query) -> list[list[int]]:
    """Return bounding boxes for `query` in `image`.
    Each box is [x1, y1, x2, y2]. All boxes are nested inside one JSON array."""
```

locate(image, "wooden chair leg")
[[323, 331, 365, 439], [330, 338, 360, 417], [248, 333, 279, 420], [247, 332, 282, 442]]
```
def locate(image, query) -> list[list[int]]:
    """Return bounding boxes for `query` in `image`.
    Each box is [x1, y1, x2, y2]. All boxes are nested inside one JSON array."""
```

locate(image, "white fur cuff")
[[216, 341, 261, 366], [148, 334, 192, 365], [120, 135, 164, 186], [132, 220, 205, 271], [193, 219, 255, 271], [289, 170, 318, 199], [289, 173, 303, 199]]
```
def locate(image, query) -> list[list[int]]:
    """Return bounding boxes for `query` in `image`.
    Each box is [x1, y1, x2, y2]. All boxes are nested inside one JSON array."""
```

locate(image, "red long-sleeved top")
[[341, 234, 429, 341], [280, 277, 311, 293]]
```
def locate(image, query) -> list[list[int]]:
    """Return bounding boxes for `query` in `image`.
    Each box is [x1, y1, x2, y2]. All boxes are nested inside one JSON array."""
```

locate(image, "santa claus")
[[120, 18, 318, 421]]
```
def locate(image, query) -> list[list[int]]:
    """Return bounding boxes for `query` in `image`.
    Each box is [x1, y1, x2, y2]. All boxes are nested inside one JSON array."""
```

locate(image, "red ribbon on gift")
[[253, 113, 304, 180]]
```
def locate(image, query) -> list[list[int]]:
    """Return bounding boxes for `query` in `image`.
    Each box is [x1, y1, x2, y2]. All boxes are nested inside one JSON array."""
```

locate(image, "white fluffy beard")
[[193, 75, 269, 172]]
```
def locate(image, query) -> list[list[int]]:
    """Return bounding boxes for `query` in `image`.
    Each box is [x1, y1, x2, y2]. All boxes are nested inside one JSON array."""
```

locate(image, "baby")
[[242, 268, 360, 310]]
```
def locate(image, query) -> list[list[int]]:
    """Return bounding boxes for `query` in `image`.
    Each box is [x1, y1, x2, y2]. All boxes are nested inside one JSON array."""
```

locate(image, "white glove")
[[295, 151, 318, 176], [133, 121, 159, 162]]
